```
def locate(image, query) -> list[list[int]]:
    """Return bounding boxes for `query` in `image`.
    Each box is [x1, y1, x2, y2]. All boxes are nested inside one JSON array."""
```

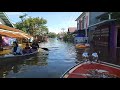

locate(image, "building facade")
[[75, 12, 106, 43], [89, 12, 120, 49]]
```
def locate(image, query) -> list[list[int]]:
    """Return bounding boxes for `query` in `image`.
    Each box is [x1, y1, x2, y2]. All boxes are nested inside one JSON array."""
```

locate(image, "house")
[[89, 12, 120, 49], [75, 12, 105, 43], [68, 27, 77, 34]]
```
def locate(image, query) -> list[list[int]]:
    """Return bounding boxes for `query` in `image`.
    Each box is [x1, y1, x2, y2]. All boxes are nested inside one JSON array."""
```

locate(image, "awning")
[[88, 19, 116, 28], [0, 24, 23, 33], [24, 34, 33, 38], [0, 24, 33, 39], [0, 31, 27, 39], [72, 29, 85, 34]]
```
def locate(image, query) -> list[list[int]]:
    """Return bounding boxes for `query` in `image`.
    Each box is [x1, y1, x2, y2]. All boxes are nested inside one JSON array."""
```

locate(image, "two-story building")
[[75, 12, 105, 43], [89, 12, 120, 49], [74, 12, 89, 43]]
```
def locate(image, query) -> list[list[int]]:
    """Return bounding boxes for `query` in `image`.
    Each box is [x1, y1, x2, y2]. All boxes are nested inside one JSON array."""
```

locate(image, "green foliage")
[[62, 32, 74, 42], [48, 32, 57, 38], [15, 16, 48, 36]]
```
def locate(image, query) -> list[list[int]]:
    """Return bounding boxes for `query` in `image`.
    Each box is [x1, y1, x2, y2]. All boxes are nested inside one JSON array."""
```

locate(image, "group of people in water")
[[11, 40, 39, 55]]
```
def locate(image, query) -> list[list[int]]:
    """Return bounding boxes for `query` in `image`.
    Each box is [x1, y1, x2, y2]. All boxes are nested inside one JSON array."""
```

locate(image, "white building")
[[74, 12, 89, 43]]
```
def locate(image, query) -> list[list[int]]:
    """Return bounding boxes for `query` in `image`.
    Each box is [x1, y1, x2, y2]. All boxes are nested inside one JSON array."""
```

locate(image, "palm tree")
[[19, 13, 27, 23]]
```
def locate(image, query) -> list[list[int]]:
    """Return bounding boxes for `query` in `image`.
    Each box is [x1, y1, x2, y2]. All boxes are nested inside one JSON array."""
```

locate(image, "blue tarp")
[[75, 34, 85, 37], [2, 36, 17, 46]]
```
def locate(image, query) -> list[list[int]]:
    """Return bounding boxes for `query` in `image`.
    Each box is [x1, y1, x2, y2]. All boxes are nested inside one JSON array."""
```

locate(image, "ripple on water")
[[4, 38, 78, 78], [63, 60, 75, 62]]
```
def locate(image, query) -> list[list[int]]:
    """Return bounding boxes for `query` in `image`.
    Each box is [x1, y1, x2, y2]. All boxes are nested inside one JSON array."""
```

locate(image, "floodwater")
[[0, 38, 120, 78]]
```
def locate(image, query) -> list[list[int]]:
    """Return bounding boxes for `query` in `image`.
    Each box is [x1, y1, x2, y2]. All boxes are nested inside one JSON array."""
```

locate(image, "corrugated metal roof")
[[0, 12, 14, 27]]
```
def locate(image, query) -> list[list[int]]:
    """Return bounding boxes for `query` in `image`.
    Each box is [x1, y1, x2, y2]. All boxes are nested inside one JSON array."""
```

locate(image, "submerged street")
[[0, 12, 120, 78], [0, 38, 120, 78], [0, 38, 77, 78]]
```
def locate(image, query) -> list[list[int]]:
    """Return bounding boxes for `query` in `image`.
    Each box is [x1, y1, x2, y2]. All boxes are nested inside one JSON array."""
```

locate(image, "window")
[[82, 16, 85, 29], [77, 23, 79, 30]]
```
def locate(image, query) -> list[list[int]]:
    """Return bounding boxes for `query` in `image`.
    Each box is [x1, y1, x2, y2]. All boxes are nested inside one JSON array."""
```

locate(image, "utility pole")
[[61, 28, 65, 33], [108, 13, 112, 20]]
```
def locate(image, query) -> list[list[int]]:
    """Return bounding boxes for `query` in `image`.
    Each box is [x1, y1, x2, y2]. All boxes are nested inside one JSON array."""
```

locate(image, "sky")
[[6, 12, 82, 34]]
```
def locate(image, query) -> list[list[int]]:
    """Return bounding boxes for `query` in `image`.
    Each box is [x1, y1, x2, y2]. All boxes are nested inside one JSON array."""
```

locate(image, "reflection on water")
[[0, 38, 120, 78], [92, 45, 120, 65], [0, 38, 77, 78]]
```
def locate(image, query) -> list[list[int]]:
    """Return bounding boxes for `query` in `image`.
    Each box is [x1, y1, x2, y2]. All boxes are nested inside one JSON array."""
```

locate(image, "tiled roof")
[[68, 27, 77, 33]]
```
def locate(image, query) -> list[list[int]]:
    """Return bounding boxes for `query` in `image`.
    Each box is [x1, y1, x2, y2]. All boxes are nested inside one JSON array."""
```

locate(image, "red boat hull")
[[62, 61, 120, 78]]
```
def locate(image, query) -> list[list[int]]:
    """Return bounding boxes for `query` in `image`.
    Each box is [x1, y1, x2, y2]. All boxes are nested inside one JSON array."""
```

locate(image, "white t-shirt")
[[12, 46, 23, 54]]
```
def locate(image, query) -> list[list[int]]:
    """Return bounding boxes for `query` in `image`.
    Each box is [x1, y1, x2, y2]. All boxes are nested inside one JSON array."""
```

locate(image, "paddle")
[[40, 47, 49, 51]]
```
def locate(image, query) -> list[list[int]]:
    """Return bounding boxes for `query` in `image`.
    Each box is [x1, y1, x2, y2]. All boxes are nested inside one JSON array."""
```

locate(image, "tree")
[[36, 25, 48, 35], [15, 17, 48, 36], [48, 32, 57, 38], [19, 13, 27, 23], [14, 22, 27, 32]]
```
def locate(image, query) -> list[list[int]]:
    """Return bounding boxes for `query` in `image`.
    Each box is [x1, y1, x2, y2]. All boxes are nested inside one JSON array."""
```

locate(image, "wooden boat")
[[0, 48, 41, 62], [61, 61, 120, 78], [75, 44, 90, 49]]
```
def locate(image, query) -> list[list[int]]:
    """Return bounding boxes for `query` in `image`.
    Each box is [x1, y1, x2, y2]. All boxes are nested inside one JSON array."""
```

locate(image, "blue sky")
[[6, 12, 82, 34]]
